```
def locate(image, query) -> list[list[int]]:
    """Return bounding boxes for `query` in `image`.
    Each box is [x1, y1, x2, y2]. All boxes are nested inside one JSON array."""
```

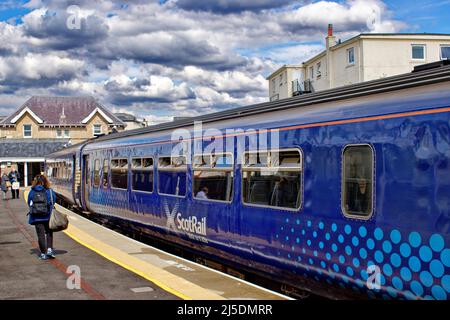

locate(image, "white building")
[[268, 25, 450, 101]]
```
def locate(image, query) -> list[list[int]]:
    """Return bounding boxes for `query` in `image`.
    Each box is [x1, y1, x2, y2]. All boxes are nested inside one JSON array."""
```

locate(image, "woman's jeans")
[[35, 222, 53, 254]]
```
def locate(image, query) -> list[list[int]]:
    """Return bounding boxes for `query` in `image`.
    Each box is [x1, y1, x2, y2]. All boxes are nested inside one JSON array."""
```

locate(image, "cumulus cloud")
[[0, 53, 84, 91], [0, 0, 405, 121]]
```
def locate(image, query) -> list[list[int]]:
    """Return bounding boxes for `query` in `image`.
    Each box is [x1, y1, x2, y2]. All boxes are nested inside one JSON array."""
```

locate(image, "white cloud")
[[0, 0, 406, 120]]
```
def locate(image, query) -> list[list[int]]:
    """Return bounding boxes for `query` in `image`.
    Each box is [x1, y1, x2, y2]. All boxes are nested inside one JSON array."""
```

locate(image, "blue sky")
[[386, 0, 450, 33], [0, 0, 448, 124]]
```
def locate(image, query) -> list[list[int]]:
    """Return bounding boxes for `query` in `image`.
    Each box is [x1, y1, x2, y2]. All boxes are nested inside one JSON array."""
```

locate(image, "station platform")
[[0, 190, 289, 300]]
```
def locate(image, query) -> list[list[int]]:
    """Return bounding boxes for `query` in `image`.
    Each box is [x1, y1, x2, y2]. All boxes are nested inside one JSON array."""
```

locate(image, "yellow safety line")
[[63, 224, 193, 300]]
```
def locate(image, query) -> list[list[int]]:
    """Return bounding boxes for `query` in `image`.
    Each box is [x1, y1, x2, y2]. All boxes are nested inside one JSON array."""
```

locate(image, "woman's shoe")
[[38, 253, 48, 260], [46, 248, 56, 259]]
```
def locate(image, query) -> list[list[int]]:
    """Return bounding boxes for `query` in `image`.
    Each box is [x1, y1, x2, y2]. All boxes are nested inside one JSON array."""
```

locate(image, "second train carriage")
[[46, 64, 450, 300]]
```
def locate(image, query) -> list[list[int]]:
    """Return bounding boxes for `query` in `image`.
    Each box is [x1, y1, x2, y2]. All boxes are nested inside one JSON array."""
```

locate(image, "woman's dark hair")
[[32, 174, 51, 189]]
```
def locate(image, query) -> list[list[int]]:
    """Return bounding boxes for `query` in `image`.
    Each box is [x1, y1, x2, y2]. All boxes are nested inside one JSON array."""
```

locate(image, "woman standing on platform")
[[28, 175, 57, 260]]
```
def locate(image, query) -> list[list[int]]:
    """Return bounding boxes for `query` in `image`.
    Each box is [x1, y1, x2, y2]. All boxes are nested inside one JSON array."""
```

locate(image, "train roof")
[[91, 61, 450, 144]]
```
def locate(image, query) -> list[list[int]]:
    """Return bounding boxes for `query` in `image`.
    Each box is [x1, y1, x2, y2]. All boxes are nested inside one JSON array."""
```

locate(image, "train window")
[[93, 159, 101, 188], [111, 158, 128, 190], [158, 156, 187, 197], [193, 153, 233, 202], [132, 157, 154, 193], [342, 145, 374, 218], [102, 159, 109, 188], [242, 149, 302, 211]]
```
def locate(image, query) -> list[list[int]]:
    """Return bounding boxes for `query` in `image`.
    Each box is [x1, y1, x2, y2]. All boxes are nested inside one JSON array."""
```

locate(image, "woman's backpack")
[[30, 189, 49, 217]]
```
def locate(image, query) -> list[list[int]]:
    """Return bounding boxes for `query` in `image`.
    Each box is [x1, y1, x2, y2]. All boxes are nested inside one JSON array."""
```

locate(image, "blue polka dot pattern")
[[276, 219, 448, 300], [345, 225, 352, 235], [359, 226, 367, 238], [390, 253, 401, 268], [400, 267, 412, 282], [366, 238, 375, 250], [390, 230, 402, 244], [409, 232, 422, 248], [374, 228, 384, 240], [430, 260, 444, 278], [359, 248, 368, 259], [383, 264, 393, 277], [411, 281, 424, 296], [409, 256, 421, 272], [420, 271, 433, 288], [400, 243, 411, 258], [419, 246, 433, 262], [430, 234, 444, 252], [345, 246, 352, 255], [382, 240, 392, 254], [375, 251, 384, 263], [442, 275, 450, 293]]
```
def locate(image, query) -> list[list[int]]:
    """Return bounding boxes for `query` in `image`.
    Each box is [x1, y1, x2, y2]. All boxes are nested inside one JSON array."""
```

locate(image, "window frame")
[[241, 148, 304, 212], [102, 158, 110, 188], [93, 124, 102, 136], [341, 143, 375, 220], [411, 44, 426, 61], [440, 45, 450, 60], [157, 155, 188, 198], [347, 47, 355, 65], [316, 62, 322, 79], [192, 152, 234, 204], [23, 124, 32, 138], [110, 157, 129, 190], [131, 156, 154, 194], [93, 159, 101, 188]]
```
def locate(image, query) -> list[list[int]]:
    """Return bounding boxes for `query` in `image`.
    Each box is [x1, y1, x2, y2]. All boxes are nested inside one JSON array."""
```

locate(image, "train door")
[[82, 154, 91, 211]]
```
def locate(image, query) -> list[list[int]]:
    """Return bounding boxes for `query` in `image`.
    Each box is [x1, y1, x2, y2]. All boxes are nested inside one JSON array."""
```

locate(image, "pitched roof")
[[0, 139, 70, 158], [0, 96, 124, 127]]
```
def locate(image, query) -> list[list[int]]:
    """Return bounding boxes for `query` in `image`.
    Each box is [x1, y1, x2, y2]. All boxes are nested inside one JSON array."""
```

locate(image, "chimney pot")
[[328, 24, 333, 37]]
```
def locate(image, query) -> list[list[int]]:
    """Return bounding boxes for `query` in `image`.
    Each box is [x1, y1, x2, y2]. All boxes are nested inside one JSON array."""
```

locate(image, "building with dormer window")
[[0, 96, 125, 187]]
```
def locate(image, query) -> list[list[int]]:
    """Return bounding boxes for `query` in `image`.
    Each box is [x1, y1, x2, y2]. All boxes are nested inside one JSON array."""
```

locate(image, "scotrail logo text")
[[164, 199, 208, 243]]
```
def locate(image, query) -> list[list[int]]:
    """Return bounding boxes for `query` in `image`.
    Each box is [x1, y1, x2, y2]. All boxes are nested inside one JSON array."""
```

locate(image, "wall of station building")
[[0, 113, 121, 144]]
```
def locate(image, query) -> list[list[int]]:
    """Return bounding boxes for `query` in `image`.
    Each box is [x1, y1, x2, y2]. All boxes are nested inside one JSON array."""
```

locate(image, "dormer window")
[[93, 124, 102, 136], [23, 124, 32, 138]]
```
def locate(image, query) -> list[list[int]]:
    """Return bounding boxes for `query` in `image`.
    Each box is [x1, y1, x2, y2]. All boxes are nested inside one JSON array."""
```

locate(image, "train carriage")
[[47, 63, 450, 300]]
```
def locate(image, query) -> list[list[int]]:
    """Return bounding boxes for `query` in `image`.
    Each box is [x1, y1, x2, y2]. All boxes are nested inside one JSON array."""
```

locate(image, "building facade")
[[0, 96, 125, 186], [268, 26, 450, 101]]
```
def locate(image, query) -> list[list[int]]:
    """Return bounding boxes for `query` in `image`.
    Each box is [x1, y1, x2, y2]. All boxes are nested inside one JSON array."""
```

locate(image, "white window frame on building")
[[271, 79, 276, 94], [440, 45, 450, 60], [279, 73, 283, 87], [347, 47, 355, 65], [310, 66, 314, 79], [23, 124, 32, 138], [93, 124, 102, 136], [56, 128, 70, 138], [317, 62, 322, 79], [412, 44, 426, 60]]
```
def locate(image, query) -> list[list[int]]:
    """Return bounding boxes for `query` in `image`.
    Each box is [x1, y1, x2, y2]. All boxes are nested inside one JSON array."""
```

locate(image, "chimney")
[[325, 24, 336, 89], [326, 24, 337, 49]]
